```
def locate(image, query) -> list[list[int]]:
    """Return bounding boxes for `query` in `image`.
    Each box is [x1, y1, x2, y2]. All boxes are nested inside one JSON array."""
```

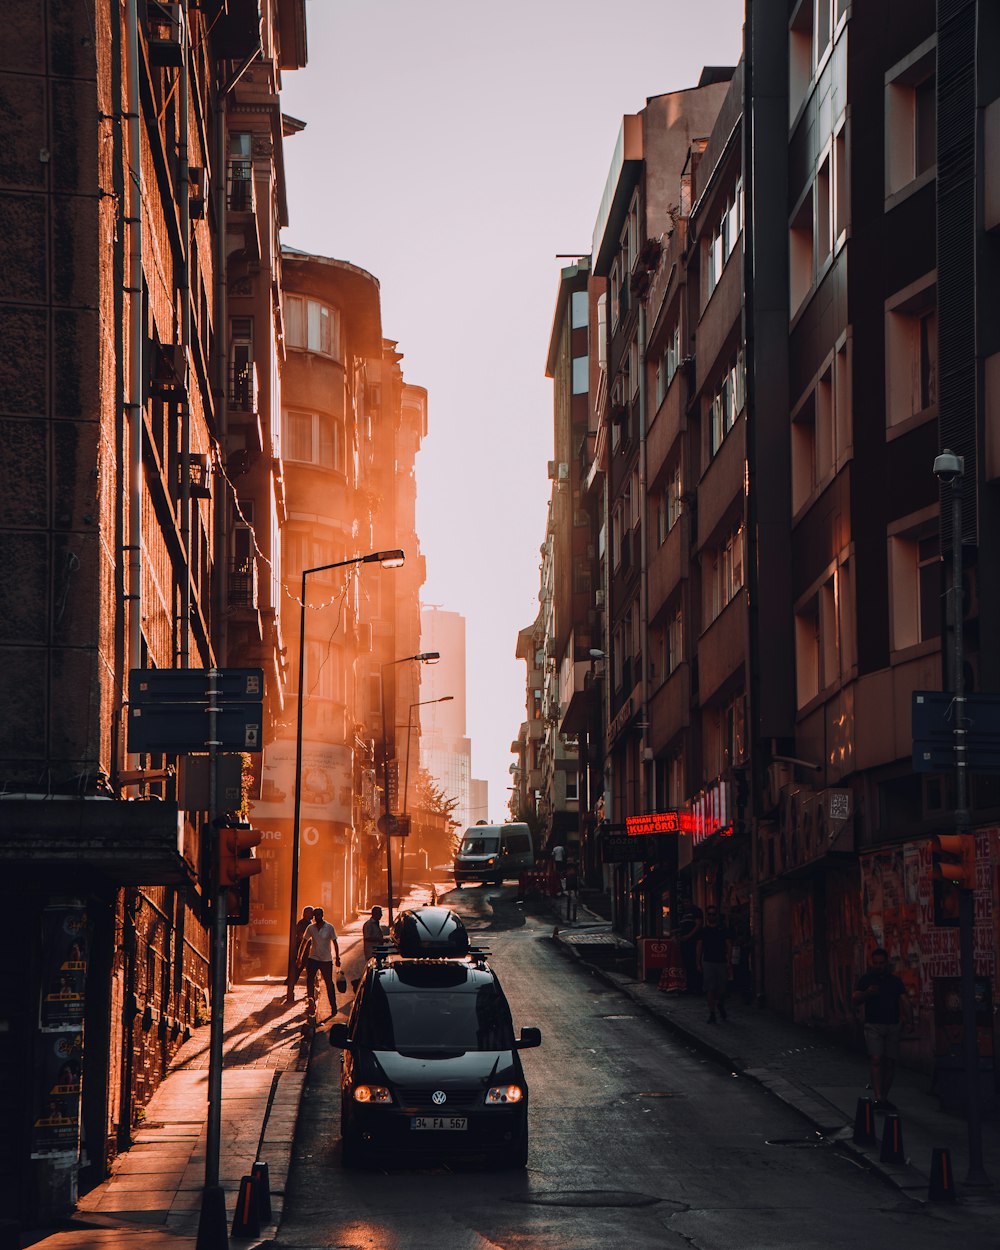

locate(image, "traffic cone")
[[879, 1113, 905, 1164], [251, 1159, 272, 1223], [231, 1173, 260, 1239], [852, 1097, 876, 1145], [928, 1148, 957, 1201]]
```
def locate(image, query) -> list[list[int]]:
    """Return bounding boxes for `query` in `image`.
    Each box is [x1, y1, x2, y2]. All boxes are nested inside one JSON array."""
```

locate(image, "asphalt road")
[[274, 884, 995, 1250]]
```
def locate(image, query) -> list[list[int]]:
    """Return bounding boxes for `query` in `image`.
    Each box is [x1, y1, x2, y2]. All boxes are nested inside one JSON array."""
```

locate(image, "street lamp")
[[396, 695, 453, 905], [933, 450, 989, 1185], [380, 652, 440, 923], [285, 549, 404, 1003]]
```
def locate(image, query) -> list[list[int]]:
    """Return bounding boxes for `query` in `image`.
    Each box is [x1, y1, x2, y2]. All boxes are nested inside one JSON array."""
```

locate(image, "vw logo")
[[431, 1090, 447, 1106]]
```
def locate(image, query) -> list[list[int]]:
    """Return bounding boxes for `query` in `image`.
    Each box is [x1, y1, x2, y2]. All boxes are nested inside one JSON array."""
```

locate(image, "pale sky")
[[281, 0, 746, 819]]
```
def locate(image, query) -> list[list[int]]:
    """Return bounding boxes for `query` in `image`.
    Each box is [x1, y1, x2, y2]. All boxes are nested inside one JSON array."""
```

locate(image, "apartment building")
[[591, 75, 734, 936], [419, 605, 473, 830], [0, 0, 305, 1221]]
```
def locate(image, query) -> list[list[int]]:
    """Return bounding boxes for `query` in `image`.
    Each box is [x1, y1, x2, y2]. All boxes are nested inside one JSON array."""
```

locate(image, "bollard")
[[879, 1112, 905, 1164], [852, 1096, 877, 1145], [231, 1173, 261, 1239], [928, 1147, 957, 1201], [195, 1184, 229, 1250], [251, 1159, 272, 1223]]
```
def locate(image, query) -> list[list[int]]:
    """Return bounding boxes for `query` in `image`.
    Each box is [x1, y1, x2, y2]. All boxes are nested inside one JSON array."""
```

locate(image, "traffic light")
[[214, 816, 262, 925], [930, 833, 975, 929]]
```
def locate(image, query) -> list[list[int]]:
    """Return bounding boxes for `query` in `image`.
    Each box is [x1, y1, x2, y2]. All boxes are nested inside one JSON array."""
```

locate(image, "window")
[[889, 528, 941, 650], [572, 356, 589, 395], [816, 155, 832, 267], [795, 569, 847, 705], [709, 524, 745, 622], [610, 258, 620, 328], [668, 602, 683, 674], [789, 191, 814, 312], [789, 0, 834, 120], [792, 343, 851, 511], [565, 773, 579, 802], [719, 693, 747, 769], [571, 290, 589, 329], [710, 354, 745, 456], [655, 322, 681, 407], [285, 295, 342, 360], [667, 462, 683, 531], [886, 50, 936, 196], [283, 409, 346, 472], [706, 180, 743, 299], [834, 127, 849, 241], [654, 491, 668, 547], [886, 280, 937, 427]]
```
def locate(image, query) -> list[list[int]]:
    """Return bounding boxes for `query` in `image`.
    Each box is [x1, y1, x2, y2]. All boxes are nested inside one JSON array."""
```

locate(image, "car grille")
[[395, 1087, 482, 1110]]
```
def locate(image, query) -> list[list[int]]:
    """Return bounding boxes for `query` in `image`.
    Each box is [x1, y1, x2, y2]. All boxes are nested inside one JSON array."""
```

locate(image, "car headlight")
[[485, 1084, 523, 1105], [354, 1085, 392, 1104]]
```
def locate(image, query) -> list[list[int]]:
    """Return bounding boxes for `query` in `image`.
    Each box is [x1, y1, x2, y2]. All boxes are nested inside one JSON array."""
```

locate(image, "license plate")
[[411, 1115, 467, 1131]]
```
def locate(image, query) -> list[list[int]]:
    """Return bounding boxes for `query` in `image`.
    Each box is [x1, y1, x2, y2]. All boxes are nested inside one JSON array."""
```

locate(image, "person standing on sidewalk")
[[362, 906, 385, 962], [852, 947, 914, 1111], [697, 905, 733, 1023], [564, 860, 579, 922], [551, 842, 566, 893], [302, 907, 342, 1020]]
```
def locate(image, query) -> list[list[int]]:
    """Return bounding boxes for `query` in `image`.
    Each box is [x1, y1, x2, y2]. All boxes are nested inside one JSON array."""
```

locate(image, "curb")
[[550, 927, 939, 1203]]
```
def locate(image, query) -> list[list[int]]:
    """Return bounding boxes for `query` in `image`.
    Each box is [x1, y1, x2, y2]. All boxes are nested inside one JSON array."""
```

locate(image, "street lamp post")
[[933, 450, 988, 1186], [380, 652, 440, 923], [397, 695, 453, 903], [285, 549, 404, 1004]]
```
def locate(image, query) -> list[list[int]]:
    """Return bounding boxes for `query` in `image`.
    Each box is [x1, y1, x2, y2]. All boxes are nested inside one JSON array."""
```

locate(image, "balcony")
[[0, 798, 188, 885], [697, 592, 747, 704], [648, 662, 691, 755], [648, 515, 688, 622], [228, 360, 264, 454], [228, 556, 259, 610], [226, 158, 261, 261]]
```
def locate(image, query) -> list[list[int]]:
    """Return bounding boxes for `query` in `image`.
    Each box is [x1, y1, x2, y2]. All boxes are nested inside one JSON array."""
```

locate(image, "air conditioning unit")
[[148, 342, 187, 398], [146, 1, 184, 66], [594, 588, 605, 607], [611, 376, 625, 409], [187, 452, 212, 499], [188, 166, 206, 219]]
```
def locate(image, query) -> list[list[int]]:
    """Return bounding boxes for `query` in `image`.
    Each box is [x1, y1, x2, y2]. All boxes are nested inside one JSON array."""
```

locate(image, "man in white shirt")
[[302, 907, 341, 1019]]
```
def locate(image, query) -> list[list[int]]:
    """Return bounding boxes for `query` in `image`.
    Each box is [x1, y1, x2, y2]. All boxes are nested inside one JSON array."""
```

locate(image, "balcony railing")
[[227, 158, 256, 214], [228, 557, 259, 609], [229, 359, 259, 414]]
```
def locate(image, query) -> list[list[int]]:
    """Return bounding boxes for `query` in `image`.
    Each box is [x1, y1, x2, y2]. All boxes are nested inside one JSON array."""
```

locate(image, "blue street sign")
[[129, 667, 264, 704], [128, 702, 264, 753], [912, 691, 1000, 740], [912, 739, 1000, 774]]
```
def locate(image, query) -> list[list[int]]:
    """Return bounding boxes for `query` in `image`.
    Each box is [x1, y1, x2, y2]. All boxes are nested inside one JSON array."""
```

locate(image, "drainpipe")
[[125, 0, 143, 695], [637, 297, 651, 816], [213, 51, 259, 669], [179, 0, 191, 665]]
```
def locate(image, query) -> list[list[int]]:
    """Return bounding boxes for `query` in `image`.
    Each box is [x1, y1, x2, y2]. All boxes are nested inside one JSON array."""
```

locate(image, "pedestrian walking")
[[676, 897, 704, 996], [362, 906, 384, 962], [851, 947, 915, 1111], [697, 904, 733, 1023], [551, 842, 566, 892], [301, 906, 342, 1020], [290, 905, 314, 999], [564, 861, 579, 922]]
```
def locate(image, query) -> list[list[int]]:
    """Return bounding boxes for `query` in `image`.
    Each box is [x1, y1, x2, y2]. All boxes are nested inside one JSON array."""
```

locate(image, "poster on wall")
[[30, 1030, 83, 1159], [39, 905, 88, 1031], [860, 830, 995, 1011]]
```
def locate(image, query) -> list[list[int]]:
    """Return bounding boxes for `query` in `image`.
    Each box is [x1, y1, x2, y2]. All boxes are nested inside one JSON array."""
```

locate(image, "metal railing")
[[228, 557, 258, 609]]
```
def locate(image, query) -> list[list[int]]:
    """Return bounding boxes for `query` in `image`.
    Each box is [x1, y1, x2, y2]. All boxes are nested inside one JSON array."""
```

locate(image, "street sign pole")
[[198, 669, 229, 1249]]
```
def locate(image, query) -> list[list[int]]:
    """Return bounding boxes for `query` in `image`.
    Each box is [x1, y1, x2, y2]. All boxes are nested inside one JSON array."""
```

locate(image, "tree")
[[412, 768, 461, 864]]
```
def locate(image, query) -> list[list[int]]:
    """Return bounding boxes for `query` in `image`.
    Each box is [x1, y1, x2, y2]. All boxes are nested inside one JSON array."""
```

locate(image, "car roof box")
[[390, 906, 470, 958]]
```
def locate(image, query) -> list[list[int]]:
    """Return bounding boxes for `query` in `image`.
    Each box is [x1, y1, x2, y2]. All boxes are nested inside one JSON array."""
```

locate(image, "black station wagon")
[[328, 907, 541, 1168]]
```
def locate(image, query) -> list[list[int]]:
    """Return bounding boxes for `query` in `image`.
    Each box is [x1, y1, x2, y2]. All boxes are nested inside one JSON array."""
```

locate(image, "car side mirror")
[[328, 1022, 352, 1049], [516, 1026, 541, 1049]]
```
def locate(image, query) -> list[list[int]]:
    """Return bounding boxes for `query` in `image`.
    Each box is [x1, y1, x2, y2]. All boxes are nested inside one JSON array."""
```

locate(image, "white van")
[[453, 823, 535, 886]]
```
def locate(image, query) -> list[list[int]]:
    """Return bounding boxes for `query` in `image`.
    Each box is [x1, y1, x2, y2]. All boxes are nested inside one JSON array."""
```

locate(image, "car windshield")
[[461, 836, 498, 855], [357, 985, 515, 1052]]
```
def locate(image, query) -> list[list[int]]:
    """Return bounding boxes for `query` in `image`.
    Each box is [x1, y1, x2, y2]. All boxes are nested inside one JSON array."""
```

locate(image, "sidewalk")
[[551, 901, 1000, 1211], [21, 908, 378, 1250]]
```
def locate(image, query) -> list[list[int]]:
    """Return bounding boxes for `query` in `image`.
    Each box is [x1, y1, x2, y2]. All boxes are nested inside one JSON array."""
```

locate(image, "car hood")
[[370, 1049, 517, 1085]]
